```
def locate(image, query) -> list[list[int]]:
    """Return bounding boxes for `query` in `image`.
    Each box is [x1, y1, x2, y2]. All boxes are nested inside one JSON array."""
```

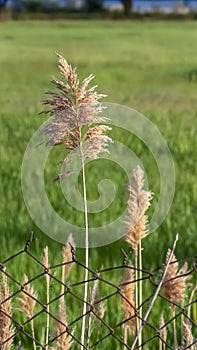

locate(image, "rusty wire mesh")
[[0, 235, 196, 350]]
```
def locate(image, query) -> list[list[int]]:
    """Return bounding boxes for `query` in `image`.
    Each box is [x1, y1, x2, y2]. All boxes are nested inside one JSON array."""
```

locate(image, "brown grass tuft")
[[162, 251, 191, 305], [0, 272, 15, 350]]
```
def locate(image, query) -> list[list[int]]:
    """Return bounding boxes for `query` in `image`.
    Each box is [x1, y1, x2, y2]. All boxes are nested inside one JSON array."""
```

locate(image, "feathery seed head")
[[54, 297, 73, 350], [17, 275, 38, 319], [182, 320, 195, 349], [40, 54, 111, 183], [90, 277, 105, 321], [124, 165, 153, 250], [120, 266, 136, 335], [0, 272, 15, 349], [162, 251, 191, 306]]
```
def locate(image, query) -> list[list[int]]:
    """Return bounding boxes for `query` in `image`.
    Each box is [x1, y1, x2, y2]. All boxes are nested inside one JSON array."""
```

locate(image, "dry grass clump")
[[0, 272, 15, 350]]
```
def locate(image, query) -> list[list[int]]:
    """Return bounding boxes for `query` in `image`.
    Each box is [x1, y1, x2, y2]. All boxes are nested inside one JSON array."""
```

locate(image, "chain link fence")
[[0, 235, 196, 349]]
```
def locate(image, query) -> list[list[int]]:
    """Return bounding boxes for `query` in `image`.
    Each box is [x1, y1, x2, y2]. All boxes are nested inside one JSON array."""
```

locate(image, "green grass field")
[[0, 20, 196, 348]]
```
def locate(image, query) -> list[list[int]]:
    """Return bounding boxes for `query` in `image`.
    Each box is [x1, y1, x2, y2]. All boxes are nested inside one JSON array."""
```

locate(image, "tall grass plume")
[[41, 53, 112, 349], [124, 165, 153, 347], [0, 272, 15, 350]]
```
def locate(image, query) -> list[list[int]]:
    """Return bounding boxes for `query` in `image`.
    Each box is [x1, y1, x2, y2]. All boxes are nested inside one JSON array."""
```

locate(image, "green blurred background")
[[0, 19, 196, 348], [1, 20, 196, 262]]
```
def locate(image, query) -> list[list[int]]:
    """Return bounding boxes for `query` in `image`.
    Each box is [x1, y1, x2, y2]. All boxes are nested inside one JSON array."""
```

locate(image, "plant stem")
[[123, 325, 128, 350], [172, 307, 178, 350], [138, 241, 142, 348], [31, 319, 36, 350], [80, 136, 89, 350], [134, 249, 139, 335], [45, 274, 50, 350]]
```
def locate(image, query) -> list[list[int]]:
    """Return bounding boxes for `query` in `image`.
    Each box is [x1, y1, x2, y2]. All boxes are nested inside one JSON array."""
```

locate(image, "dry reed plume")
[[124, 165, 153, 347], [41, 53, 112, 169], [120, 265, 136, 350], [41, 53, 112, 349], [0, 272, 15, 350], [181, 320, 196, 350], [17, 274, 38, 350], [53, 297, 73, 350], [162, 250, 191, 349], [87, 277, 105, 349], [124, 165, 153, 251], [162, 250, 191, 305]]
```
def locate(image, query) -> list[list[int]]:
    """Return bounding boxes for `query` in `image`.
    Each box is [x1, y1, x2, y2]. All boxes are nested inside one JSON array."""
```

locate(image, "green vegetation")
[[0, 20, 196, 348]]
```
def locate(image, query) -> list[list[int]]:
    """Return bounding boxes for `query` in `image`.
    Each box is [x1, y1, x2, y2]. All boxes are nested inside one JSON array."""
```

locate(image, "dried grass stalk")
[[182, 320, 195, 349], [187, 285, 197, 319], [61, 234, 74, 291], [120, 266, 136, 337], [42, 246, 50, 349], [41, 53, 112, 350], [0, 272, 15, 350], [124, 165, 153, 348], [159, 314, 167, 350], [17, 275, 38, 350], [54, 297, 73, 350], [87, 277, 105, 349]]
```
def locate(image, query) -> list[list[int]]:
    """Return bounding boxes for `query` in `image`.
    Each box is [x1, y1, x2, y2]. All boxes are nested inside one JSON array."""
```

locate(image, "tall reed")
[[0, 272, 15, 350], [41, 53, 112, 348], [86, 276, 105, 349], [120, 265, 136, 349], [42, 246, 50, 349], [124, 165, 153, 347], [162, 250, 191, 349], [17, 275, 38, 350]]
